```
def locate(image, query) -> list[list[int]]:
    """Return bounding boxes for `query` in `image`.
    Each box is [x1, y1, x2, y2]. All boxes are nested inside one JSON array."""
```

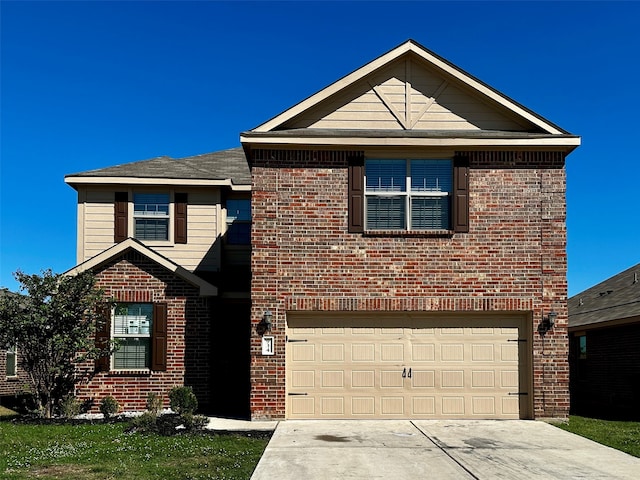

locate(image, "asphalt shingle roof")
[[568, 263, 640, 329], [66, 147, 250, 185]]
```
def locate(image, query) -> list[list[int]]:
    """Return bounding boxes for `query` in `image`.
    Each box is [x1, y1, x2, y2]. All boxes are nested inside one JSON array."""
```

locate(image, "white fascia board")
[[66, 239, 218, 296], [253, 41, 566, 135], [240, 134, 581, 149], [65, 176, 251, 191]]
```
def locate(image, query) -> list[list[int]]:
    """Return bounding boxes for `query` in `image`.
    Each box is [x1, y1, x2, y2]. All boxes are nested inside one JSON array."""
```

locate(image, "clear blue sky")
[[1, 1, 639, 297]]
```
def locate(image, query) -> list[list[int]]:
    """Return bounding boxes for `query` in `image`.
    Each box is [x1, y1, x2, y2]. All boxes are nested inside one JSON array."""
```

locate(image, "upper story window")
[[133, 193, 170, 241], [6, 345, 17, 377], [226, 199, 251, 245], [365, 159, 452, 230]]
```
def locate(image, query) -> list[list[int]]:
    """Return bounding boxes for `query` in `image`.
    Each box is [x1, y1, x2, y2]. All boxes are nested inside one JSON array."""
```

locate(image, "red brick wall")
[[75, 251, 211, 413], [250, 149, 569, 420], [0, 352, 30, 399]]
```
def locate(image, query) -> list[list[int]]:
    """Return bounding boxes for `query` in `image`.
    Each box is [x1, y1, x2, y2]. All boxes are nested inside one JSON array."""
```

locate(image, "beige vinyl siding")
[[81, 188, 117, 262], [157, 190, 220, 271], [286, 57, 530, 132], [79, 187, 221, 272]]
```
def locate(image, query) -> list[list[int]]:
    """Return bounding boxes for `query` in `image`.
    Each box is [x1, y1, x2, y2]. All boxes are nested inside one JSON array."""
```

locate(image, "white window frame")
[[133, 193, 170, 242], [6, 345, 17, 377], [364, 159, 452, 231], [111, 303, 153, 371]]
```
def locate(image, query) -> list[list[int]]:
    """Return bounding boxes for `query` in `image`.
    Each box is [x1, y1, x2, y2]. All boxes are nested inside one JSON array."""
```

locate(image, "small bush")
[[60, 395, 81, 419], [99, 395, 119, 419], [182, 413, 210, 431], [146, 392, 162, 416], [168, 386, 197, 415], [130, 411, 157, 432]]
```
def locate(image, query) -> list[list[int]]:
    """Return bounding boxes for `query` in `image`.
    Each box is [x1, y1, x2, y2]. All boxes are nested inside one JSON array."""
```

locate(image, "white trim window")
[[365, 159, 452, 230], [112, 303, 153, 370], [6, 345, 17, 377], [133, 193, 170, 241]]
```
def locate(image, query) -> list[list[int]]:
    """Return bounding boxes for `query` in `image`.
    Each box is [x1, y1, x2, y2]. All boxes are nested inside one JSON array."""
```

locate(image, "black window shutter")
[[114, 192, 128, 242], [174, 193, 188, 244], [348, 154, 365, 233], [453, 156, 470, 233], [95, 303, 111, 372], [151, 303, 168, 371]]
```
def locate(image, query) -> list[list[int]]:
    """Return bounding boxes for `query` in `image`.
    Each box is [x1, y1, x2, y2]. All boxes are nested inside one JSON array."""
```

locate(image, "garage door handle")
[[508, 392, 528, 396], [288, 392, 308, 396], [402, 368, 406, 378]]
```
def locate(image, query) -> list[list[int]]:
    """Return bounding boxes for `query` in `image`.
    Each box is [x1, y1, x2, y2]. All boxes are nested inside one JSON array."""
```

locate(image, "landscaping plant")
[[0, 270, 112, 418]]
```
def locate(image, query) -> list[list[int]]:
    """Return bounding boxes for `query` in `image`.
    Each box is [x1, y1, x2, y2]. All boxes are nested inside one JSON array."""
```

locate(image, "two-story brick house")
[[66, 40, 579, 419]]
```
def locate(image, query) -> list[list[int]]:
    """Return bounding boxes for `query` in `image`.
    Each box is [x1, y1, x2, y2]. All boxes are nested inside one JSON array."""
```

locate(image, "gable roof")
[[65, 238, 218, 297], [241, 39, 580, 151], [65, 147, 250, 190], [568, 263, 640, 330]]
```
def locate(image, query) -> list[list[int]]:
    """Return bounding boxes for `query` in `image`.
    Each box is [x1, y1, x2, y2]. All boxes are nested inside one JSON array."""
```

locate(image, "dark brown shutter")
[[453, 156, 470, 233], [95, 303, 111, 372], [174, 193, 188, 244], [151, 303, 168, 371], [348, 154, 365, 233], [114, 192, 128, 242]]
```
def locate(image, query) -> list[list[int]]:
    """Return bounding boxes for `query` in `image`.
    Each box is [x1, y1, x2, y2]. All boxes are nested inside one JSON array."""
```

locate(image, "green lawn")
[[554, 416, 640, 458], [0, 420, 270, 480]]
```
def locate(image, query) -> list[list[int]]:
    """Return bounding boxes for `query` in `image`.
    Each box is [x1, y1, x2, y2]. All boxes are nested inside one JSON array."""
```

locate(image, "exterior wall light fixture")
[[539, 310, 557, 335], [261, 310, 273, 332]]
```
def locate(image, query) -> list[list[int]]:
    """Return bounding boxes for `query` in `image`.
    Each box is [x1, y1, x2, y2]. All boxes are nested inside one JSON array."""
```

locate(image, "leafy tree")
[[0, 269, 109, 417]]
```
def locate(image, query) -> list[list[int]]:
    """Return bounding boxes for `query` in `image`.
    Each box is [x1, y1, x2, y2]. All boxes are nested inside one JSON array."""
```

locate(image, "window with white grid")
[[133, 193, 170, 241], [112, 303, 153, 370], [365, 159, 452, 230]]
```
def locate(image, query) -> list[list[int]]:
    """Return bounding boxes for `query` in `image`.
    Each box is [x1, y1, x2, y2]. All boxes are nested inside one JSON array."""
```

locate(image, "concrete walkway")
[[250, 420, 640, 479]]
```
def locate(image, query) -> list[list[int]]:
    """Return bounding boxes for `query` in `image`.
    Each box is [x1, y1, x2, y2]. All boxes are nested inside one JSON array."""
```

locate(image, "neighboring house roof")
[[65, 238, 218, 297], [568, 263, 640, 330], [65, 147, 250, 189], [241, 39, 581, 151]]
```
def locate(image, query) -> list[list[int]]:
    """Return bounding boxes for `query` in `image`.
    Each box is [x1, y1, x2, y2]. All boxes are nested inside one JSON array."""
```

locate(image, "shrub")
[[146, 392, 162, 416], [60, 395, 81, 419], [130, 411, 157, 432], [168, 386, 197, 415], [182, 413, 210, 431], [99, 395, 119, 419]]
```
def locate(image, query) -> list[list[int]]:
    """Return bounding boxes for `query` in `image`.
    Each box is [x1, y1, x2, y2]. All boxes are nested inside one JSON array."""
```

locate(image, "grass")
[[0, 419, 270, 480], [554, 416, 640, 458]]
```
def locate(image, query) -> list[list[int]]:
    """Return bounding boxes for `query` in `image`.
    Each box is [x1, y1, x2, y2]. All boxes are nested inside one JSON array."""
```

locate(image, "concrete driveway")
[[251, 420, 640, 479]]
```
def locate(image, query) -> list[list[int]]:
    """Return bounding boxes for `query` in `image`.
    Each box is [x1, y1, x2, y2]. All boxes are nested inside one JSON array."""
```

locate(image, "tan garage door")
[[286, 313, 530, 419]]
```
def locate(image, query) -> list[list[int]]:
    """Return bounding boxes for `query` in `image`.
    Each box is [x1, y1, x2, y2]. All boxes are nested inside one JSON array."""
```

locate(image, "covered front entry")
[[286, 312, 531, 419]]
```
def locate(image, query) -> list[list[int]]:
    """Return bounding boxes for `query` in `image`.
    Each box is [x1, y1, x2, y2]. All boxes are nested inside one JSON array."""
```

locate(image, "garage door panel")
[[381, 344, 404, 361], [287, 314, 529, 419]]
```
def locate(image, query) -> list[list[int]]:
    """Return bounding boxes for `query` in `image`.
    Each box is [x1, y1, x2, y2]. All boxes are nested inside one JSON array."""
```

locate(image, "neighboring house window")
[[365, 159, 452, 230], [226, 199, 251, 245], [133, 193, 170, 241], [578, 335, 587, 360], [6, 345, 17, 377]]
